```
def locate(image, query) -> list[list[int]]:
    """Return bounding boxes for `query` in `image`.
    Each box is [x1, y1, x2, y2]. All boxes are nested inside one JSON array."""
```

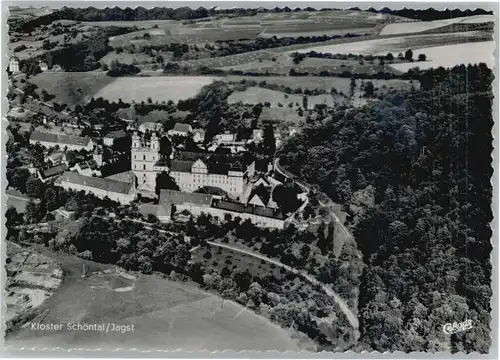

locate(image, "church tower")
[[131, 131, 160, 194]]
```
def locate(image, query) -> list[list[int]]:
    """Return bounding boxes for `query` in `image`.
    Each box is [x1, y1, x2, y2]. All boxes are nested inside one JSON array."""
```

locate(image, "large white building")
[[158, 189, 285, 229], [56, 172, 137, 204], [30, 131, 94, 151], [169, 153, 255, 199]]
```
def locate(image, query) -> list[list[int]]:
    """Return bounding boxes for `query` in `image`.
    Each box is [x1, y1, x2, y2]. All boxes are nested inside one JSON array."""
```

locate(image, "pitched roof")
[[249, 184, 271, 206], [170, 160, 194, 173], [48, 152, 65, 162], [193, 129, 205, 136], [39, 164, 68, 179], [172, 123, 192, 133], [159, 189, 213, 207], [213, 200, 284, 220], [60, 172, 134, 194], [105, 171, 137, 183], [30, 131, 92, 147], [140, 122, 163, 131], [104, 130, 127, 139]]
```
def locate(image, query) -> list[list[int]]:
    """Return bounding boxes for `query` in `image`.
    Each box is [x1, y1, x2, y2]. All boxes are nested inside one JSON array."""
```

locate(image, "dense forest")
[[279, 64, 493, 353]]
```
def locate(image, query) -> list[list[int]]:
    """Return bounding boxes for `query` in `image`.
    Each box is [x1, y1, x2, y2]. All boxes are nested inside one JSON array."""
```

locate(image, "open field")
[[6, 246, 302, 351], [29, 72, 115, 107], [288, 31, 492, 56], [93, 76, 219, 103], [389, 41, 495, 71], [380, 15, 495, 35], [228, 87, 336, 109], [225, 76, 417, 96]]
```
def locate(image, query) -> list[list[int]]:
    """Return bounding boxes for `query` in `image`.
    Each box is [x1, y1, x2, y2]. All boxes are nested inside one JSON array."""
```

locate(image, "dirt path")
[[206, 240, 359, 333]]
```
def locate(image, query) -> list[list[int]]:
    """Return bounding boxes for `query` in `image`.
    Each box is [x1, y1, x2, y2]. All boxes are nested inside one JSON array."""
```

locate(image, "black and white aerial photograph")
[[2, 1, 497, 356]]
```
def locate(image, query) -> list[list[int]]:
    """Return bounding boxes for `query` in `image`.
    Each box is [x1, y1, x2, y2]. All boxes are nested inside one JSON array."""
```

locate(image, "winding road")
[[205, 240, 359, 332]]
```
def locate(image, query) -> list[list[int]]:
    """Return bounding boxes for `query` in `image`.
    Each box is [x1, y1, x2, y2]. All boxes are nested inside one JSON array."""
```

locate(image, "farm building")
[[30, 131, 94, 151], [9, 56, 19, 73], [168, 123, 192, 137], [56, 172, 137, 205]]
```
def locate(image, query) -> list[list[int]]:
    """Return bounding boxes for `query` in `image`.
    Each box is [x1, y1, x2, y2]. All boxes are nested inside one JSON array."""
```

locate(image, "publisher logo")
[[443, 319, 474, 335]]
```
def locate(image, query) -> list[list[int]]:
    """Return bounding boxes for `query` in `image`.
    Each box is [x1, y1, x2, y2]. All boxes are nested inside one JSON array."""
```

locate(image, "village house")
[[37, 163, 68, 183], [252, 129, 263, 143], [39, 61, 48, 71], [9, 56, 19, 73], [56, 172, 137, 204], [30, 131, 94, 151], [45, 151, 67, 166], [213, 132, 236, 144], [139, 122, 163, 134], [103, 130, 128, 147], [71, 160, 101, 177], [168, 123, 192, 137], [193, 129, 205, 143]]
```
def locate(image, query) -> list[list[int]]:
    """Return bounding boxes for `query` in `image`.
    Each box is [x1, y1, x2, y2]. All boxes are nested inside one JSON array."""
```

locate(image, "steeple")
[[150, 131, 159, 150]]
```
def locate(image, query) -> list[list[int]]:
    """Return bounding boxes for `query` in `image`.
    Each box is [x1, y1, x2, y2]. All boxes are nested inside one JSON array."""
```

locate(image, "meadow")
[[93, 76, 219, 103], [389, 41, 496, 71], [6, 248, 302, 351], [29, 72, 115, 107]]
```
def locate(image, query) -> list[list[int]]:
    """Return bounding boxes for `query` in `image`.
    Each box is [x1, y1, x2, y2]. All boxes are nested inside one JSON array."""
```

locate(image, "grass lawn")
[[29, 72, 115, 107], [6, 246, 302, 351], [93, 76, 219, 103]]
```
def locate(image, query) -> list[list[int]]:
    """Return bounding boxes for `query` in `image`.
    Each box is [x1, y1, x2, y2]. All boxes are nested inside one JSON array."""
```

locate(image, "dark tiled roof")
[[39, 164, 68, 179], [249, 184, 271, 205], [170, 160, 194, 173], [60, 172, 134, 194], [172, 123, 191, 133], [213, 200, 284, 220], [104, 130, 127, 139], [30, 131, 92, 147], [159, 189, 213, 207]]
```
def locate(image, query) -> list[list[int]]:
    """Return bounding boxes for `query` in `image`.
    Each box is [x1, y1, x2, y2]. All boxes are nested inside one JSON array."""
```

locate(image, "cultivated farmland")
[[288, 31, 492, 56], [379, 14, 495, 35], [93, 76, 220, 103], [389, 41, 496, 71], [6, 248, 303, 351]]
